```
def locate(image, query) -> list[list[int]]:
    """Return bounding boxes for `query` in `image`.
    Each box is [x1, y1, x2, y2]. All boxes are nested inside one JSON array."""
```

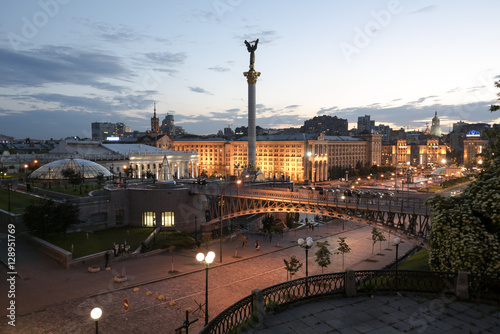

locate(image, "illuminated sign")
[[466, 130, 480, 137], [106, 136, 120, 141], [398, 146, 407, 148]]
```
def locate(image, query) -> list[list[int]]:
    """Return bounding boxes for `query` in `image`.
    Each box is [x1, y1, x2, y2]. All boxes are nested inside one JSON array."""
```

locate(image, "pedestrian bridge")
[[189, 184, 432, 245]]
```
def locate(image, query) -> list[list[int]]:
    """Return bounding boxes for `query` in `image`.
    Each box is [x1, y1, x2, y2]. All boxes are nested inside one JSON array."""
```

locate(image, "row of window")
[[142, 212, 174, 227]]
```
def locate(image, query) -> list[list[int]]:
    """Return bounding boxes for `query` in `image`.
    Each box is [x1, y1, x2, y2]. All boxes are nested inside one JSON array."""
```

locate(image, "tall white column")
[[244, 68, 260, 169], [248, 83, 256, 167]]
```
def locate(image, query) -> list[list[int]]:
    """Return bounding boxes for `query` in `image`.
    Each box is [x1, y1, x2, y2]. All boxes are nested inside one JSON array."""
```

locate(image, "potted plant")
[[88, 265, 100, 273], [114, 274, 127, 283]]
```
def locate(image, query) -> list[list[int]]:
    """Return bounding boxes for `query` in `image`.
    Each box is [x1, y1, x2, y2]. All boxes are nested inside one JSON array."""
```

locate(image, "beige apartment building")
[[173, 133, 382, 182]]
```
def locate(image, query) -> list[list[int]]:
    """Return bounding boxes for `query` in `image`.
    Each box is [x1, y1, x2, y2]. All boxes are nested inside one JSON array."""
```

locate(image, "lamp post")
[[298, 237, 313, 295], [90, 307, 102, 334], [236, 179, 241, 197], [7, 182, 11, 212], [393, 237, 400, 269], [196, 251, 215, 326], [393, 237, 401, 290]]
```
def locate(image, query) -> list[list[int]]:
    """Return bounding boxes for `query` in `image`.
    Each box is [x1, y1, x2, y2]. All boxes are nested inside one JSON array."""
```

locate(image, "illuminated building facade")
[[463, 130, 488, 168], [173, 133, 382, 182], [382, 138, 447, 167]]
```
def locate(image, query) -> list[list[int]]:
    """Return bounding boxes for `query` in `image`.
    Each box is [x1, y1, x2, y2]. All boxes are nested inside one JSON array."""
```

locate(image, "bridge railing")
[[200, 270, 498, 334], [192, 184, 429, 215]]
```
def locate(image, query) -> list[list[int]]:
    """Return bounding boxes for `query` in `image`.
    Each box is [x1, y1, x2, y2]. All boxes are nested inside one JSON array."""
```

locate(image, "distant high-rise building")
[[373, 124, 392, 142], [151, 103, 160, 133], [357, 115, 375, 134], [452, 121, 467, 133], [92, 122, 130, 141], [301, 115, 348, 136], [430, 111, 441, 137], [161, 114, 176, 137]]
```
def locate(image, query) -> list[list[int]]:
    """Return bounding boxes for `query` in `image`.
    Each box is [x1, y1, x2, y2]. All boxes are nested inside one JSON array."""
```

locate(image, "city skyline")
[[1, 0, 500, 139]]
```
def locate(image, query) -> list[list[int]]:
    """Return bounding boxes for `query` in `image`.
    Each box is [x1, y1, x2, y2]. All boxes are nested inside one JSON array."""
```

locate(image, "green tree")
[[426, 120, 500, 277], [262, 214, 275, 234], [23, 199, 80, 237], [61, 167, 82, 185], [490, 78, 500, 112], [371, 227, 379, 254], [283, 255, 302, 281], [377, 230, 386, 253], [335, 237, 351, 270], [315, 241, 332, 274]]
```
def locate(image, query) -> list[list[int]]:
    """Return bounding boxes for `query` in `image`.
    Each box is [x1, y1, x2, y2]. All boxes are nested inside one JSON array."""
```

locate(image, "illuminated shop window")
[[162, 212, 175, 227], [143, 212, 156, 227]]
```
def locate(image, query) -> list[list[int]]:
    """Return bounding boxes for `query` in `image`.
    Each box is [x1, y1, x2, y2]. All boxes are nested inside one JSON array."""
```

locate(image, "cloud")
[[143, 51, 187, 65], [237, 29, 280, 45], [409, 6, 437, 14], [0, 46, 130, 90], [189, 86, 213, 95], [409, 95, 438, 104], [285, 105, 300, 109], [316, 106, 339, 115], [208, 66, 230, 72]]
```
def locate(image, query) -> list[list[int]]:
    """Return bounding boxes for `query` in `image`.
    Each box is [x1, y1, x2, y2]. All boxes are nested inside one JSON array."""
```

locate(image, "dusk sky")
[[1, 0, 500, 140]]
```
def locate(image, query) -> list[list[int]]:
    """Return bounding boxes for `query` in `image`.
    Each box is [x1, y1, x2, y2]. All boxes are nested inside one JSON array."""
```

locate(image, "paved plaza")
[[2, 220, 499, 333]]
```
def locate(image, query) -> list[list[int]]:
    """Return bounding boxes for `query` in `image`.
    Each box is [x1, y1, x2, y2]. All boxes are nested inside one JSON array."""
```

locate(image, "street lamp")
[[393, 237, 400, 269], [7, 182, 11, 212], [298, 237, 313, 295], [197, 251, 215, 326], [90, 307, 102, 334], [393, 237, 401, 290], [236, 179, 241, 197]]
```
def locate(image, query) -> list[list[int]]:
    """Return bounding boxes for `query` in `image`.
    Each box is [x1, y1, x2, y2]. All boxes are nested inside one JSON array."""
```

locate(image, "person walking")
[[255, 240, 260, 250]]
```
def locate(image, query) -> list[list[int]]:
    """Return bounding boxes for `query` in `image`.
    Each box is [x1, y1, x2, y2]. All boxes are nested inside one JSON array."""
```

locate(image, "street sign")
[[124, 298, 129, 311]]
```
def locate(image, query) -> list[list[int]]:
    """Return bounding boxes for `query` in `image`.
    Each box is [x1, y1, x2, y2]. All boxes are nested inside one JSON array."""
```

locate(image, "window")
[[143, 212, 156, 227], [162, 212, 175, 227]]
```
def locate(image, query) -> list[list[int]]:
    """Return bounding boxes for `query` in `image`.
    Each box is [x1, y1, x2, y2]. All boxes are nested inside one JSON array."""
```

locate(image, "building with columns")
[[3, 140, 198, 181], [173, 133, 382, 182], [382, 137, 447, 167]]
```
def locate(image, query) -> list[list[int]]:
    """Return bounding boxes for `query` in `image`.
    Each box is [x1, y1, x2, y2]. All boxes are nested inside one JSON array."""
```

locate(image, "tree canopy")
[[426, 125, 500, 277], [23, 199, 80, 237]]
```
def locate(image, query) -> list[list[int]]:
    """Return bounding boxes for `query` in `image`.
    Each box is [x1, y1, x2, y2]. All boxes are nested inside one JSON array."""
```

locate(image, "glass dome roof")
[[28, 158, 112, 180]]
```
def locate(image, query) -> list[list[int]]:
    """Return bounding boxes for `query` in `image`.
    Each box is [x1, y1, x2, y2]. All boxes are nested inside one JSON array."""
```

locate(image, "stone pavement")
[[3, 219, 498, 333], [246, 295, 500, 333]]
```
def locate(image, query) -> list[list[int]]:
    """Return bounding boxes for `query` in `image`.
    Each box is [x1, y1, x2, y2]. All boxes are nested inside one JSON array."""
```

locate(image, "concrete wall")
[[107, 184, 206, 233], [23, 233, 72, 269]]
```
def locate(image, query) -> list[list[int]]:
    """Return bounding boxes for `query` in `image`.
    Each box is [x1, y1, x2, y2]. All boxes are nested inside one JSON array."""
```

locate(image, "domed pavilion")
[[28, 158, 112, 180]]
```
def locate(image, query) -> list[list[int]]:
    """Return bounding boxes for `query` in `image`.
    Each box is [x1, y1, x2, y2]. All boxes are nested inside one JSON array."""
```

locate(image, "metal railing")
[[200, 270, 499, 334]]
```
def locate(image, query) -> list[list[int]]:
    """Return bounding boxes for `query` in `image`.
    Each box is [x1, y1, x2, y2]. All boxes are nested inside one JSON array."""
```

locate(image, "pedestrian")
[[255, 240, 260, 250], [242, 235, 247, 247], [269, 234, 272, 242], [105, 250, 110, 267]]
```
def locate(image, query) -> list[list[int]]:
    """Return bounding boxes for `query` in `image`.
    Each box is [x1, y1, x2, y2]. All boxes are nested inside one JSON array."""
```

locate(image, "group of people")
[[240, 235, 260, 250]]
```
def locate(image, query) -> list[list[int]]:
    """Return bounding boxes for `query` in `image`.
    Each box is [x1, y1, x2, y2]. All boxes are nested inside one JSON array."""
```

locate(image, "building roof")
[[102, 143, 174, 155], [28, 158, 112, 180], [323, 135, 364, 141]]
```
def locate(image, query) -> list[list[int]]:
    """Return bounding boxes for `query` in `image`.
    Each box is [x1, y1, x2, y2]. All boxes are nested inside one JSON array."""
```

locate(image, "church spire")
[[151, 102, 159, 133]]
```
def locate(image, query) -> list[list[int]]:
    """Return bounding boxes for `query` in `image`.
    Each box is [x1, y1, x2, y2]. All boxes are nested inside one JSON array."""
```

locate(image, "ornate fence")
[[200, 270, 499, 334]]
